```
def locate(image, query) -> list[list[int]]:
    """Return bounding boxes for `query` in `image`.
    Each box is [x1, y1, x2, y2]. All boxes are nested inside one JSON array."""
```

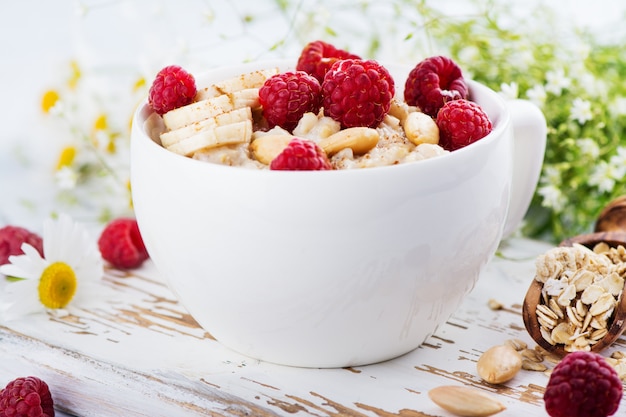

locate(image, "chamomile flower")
[[0, 214, 104, 321]]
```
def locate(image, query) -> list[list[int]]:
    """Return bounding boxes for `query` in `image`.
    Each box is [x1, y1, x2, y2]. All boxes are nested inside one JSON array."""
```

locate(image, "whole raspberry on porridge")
[[436, 99, 492, 151], [321, 59, 394, 129], [403, 55, 468, 118], [270, 138, 332, 171], [296, 40, 361, 83], [259, 71, 322, 132]]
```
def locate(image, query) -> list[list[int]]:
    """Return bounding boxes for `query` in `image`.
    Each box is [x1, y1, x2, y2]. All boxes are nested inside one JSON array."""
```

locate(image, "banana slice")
[[166, 120, 252, 156], [163, 94, 234, 131], [160, 107, 252, 147], [230, 88, 260, 110], [195, 68, 279, 101]]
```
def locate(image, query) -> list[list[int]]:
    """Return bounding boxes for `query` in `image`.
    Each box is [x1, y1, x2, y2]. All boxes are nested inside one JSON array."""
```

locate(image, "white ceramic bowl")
[[131, 60, 546, 367]]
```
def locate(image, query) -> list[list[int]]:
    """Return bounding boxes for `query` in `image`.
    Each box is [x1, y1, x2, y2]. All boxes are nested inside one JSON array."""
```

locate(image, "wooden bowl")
[[522, 231, 626, 357], [595, 196, 626, 233]]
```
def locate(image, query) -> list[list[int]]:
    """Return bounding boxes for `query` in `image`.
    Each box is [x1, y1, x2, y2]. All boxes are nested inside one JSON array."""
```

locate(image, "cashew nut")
[[319, 127, 379, 156], [403, 111, 440, 146], [250, 135, 293, 165], [388, 99, 410, 124]]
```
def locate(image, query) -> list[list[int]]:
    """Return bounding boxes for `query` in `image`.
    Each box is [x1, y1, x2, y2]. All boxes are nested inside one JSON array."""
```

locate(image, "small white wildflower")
[[538, 184, 567, 212], [93, 129, 111, 152], [203, 7, 216, 23], [499, 82, 519, 100], [577, 73, 607, 99], [545, 69, 571, 96], [608, 147, 626, 180], [55, 166, 79, 190], [611, 97, 626, 116], [576, 138, 600, 159], [526, 84, 547, 107], [610, 146, 626, 166], [570, 98, 593, 124], [589, 161, 617, 194], [541, 165, 562, 186], [48, 99, 65, 117]]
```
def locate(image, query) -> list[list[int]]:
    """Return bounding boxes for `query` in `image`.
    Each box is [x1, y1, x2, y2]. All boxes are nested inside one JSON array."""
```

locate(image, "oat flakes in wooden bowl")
[[522, 231, 626, 357]]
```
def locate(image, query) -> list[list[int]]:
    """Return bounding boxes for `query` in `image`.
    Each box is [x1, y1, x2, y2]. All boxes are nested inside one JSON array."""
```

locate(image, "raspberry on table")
[[148, 65, 197, 115], [258, 71, 322, 132], [270, 138, 332, 171], [404, 55, 468, 117], [321, 59, 395, 129], [0, 376, 55, 417], [0, 226, 43, 265], [544, 351, 622, 417], [435, 99, 492, 151], [98, 218, 149, 270], [296, 40, 361, 83]]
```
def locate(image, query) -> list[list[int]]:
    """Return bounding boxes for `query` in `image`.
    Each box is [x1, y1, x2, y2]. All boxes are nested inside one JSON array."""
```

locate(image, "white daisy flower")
[[0, 214, 104, 321]]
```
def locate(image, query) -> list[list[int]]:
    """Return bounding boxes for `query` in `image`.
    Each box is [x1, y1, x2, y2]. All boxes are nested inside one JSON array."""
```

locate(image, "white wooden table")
[[2, 236, 624, 416]]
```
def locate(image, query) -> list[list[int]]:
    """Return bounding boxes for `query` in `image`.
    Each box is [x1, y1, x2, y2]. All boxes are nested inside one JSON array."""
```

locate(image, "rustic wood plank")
[[1, 237, 625, 416]]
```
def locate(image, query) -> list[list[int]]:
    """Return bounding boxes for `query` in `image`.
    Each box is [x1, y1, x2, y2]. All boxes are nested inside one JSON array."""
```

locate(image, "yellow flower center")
[[93, 114, 108, 131], [133, 76, 146, 92], [68, 60, 81, 89], [41, 90, 60, 113], [56, 146, 76, 170], [38, 262, 77, 309]]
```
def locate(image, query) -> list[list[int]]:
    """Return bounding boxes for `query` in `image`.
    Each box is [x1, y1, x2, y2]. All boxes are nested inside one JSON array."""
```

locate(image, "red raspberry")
[[296, 40, 361, 83], [270, 138, 332, 171], [148, 65, 196, 115], [98, 218, 149, 269], [0, 226, 43, 265], [404, 55, 468, 117], [0, 376, 54, 417], [544, 351, 622, 417], [321, 59, 394, 129], [435, 99, 492, 151], [258, 71, 322, 132]]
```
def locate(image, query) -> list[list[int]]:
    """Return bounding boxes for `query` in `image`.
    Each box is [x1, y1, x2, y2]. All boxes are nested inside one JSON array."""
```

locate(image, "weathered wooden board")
[[1, 237, 625, 416]]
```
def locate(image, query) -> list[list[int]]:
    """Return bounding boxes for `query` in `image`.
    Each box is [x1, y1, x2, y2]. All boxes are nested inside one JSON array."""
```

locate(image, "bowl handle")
[[502, 99, 547, 238]]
